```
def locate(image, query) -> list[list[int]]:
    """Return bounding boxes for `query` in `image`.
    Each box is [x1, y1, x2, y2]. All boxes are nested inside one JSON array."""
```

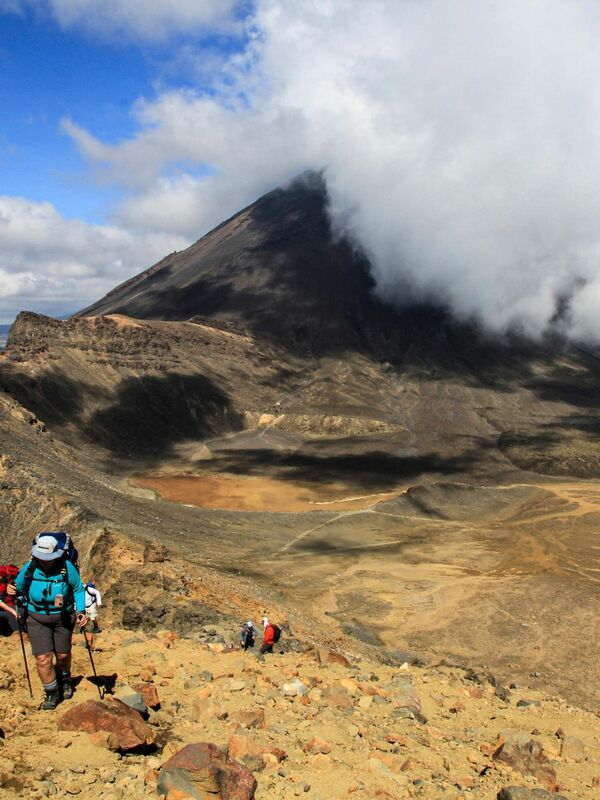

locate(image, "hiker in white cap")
[[14, 534, 87, 709], [240, 620, 255, 650], [260, 616, 276, 654]]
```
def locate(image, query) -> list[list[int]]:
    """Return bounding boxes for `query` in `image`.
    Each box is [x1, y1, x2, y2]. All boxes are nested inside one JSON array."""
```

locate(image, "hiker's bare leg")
[[35, 652, 56, 684], [55, 651, 71, 673]]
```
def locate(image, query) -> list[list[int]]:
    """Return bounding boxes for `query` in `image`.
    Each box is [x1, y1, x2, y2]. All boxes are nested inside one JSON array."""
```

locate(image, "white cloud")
[[60, 0, 600, 340], [0, 196, 187, 322], [2, 0, 241, 41], [8, 0, 600, 340]]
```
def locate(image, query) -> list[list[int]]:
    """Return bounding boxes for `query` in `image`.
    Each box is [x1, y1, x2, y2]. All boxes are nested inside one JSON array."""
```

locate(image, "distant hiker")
[[84, 582, 102, 633], [260, 616, 281, 654], [0, 564, 20, 636], [240, 620, 255, 650], [14, 535, 87, 709]]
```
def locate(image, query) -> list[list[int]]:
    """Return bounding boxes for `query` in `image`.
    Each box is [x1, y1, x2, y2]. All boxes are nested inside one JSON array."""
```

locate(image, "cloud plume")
[[6, 1, 600, 340], [59, 0, 600, 340]]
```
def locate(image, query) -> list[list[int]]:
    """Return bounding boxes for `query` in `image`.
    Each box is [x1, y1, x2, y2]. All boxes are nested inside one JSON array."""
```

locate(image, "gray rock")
[[497, 788, 567, 800], [495, 686, 511, 702], [114, 686, 148, 715], [516, 699, 541, 708]]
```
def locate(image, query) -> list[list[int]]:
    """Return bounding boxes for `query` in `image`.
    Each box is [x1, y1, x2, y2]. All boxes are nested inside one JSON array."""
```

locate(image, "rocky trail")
[[1, 619, 599, 800]]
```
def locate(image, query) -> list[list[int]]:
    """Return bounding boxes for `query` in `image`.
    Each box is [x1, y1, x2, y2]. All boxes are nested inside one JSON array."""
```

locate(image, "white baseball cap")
[[32, 535, 64, 561]]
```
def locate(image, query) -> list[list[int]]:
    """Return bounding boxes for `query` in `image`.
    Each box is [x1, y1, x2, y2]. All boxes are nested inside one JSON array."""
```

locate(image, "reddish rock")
[[228, 735, 286, 772], [144, 769, 159, 787], [58, 698, 154, 751], [592, 775, 600, 787], [492, 734, 557, 791], [466, 686, 483, 699], [450, 700, 466, 713], [158, 742, 256, 800], [165, 790, 195, 800], [304, 737, 331, 755], [133, 681, 161, 709]]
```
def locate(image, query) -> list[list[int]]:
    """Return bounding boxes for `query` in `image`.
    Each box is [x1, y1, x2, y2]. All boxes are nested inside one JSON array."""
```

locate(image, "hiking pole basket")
[[17, 616, 33, 698], [83, 624, 104, 699]]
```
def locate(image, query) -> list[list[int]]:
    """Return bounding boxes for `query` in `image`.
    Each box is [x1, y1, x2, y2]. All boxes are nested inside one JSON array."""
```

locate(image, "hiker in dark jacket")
[[14, 535, 87, 709], [240, 620, 255, 650]]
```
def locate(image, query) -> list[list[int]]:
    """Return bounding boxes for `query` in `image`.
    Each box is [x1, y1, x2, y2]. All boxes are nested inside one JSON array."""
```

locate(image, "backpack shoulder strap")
[[18, 561, 36, 611]]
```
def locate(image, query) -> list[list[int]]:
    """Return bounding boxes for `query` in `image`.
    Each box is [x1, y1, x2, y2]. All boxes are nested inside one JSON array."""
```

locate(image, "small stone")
[[304, 738, 331, 755], [495, 686, 511, 702], [516, 699, 541, 708]]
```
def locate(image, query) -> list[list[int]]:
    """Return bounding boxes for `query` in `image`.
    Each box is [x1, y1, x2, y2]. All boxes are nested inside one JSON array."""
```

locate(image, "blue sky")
[[0, 11, 145, 221], [2, 2, 600, 340]]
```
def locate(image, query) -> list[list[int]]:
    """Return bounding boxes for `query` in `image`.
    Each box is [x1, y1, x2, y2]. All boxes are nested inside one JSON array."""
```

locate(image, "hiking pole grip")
[[17, 617, 33, 699], [83, 624, 103, 699]]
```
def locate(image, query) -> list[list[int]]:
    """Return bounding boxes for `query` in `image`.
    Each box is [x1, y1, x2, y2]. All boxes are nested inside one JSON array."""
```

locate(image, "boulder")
[[492, 735, 557, 791], [158, 742, 256, 800], [58, 698, 154, 751]]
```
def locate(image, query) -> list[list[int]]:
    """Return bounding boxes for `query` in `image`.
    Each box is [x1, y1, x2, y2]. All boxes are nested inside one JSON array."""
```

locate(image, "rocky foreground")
[[0, 621, 599, 800]]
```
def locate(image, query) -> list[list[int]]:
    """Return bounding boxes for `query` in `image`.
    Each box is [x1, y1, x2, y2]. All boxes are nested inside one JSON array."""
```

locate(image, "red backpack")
[[0, 565, 19, 608]]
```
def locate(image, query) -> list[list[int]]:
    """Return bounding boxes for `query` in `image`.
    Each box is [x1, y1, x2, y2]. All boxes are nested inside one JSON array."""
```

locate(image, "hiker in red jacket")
[[260, 616, 275, 654]]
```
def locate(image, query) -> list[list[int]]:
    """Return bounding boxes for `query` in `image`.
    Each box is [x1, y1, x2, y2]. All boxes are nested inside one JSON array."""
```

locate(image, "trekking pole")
[[17, 617, 33, 699], [83, 624, 104, 699]]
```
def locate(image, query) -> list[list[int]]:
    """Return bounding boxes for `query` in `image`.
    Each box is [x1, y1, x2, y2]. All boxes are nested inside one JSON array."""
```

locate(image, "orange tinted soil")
[[132, 472, 398, 512]]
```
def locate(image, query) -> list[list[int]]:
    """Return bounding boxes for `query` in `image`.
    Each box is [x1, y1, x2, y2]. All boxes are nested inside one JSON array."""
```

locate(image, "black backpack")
[[272, 624, 281, 643]]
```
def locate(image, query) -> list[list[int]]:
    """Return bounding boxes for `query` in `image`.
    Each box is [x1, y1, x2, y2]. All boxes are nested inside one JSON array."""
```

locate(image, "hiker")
[[84, 582, 102, 633], [0, 564, 20, 636], [14, 535, 87, 709], [260, 616, 280, 654], [240, 620, 255, 650]]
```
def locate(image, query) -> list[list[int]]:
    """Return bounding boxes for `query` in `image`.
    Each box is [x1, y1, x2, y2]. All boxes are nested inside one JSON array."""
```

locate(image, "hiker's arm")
[[95, 588, 102, 607], [13, 563, 29, 593], [67, 562, 87, 613], [0, 599, 17, 618]]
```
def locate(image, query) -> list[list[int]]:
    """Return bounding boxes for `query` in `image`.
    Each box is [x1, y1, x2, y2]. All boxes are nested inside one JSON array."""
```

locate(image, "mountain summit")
[[78, 173, 386, 354]]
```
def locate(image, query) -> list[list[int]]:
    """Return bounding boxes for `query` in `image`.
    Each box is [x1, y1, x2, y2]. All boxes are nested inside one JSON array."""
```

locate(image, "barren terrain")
[[1, 176, 600, 800]]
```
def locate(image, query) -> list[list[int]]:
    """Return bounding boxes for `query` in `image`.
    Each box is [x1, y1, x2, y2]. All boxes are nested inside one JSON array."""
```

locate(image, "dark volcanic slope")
[[78, 173, 382, 354], [78, 173, 531, 372]]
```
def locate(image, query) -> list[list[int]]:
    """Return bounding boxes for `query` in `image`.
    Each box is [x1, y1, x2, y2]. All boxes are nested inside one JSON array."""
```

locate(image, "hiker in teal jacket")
[[14, 535, 88, 709]]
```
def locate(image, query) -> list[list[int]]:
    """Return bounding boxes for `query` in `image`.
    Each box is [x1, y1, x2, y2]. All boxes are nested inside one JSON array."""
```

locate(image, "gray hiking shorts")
[[26, 611, 75, 656]]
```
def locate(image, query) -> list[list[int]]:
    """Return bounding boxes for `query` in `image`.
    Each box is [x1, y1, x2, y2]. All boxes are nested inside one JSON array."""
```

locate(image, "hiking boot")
[[41, 688, 60, 710], [61, 677, 73, 700]]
